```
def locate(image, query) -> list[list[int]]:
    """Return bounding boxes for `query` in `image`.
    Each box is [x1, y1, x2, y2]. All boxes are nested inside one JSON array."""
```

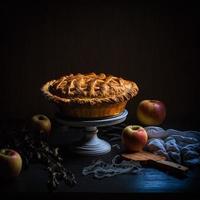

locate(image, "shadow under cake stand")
[[55, 110, 128, 156]]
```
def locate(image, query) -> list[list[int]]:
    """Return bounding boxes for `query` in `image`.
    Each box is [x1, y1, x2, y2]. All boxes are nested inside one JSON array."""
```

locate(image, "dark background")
[[0, 1, 199, 129]]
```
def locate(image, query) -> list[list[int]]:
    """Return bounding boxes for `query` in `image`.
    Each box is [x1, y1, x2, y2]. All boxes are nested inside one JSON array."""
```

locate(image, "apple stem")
[[39, 116, 45, 120], [2, 149, 15, 156], [131, 126, 141, 130]]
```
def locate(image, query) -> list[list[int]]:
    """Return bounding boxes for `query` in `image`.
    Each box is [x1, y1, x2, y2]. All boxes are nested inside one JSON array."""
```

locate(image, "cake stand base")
[[71, 127, 111, 155], [55, 110, 128, 156]]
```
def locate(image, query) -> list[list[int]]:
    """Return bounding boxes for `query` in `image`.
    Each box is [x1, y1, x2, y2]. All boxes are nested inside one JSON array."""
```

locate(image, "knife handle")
[[149, 159, 189, 174]]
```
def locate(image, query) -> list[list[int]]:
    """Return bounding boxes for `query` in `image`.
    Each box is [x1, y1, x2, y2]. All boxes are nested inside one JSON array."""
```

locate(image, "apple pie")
[[41, 73, 139, 119]]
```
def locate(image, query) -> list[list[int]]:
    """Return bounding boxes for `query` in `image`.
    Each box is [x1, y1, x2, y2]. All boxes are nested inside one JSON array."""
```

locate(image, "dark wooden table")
[[0, 119, 199, 199]]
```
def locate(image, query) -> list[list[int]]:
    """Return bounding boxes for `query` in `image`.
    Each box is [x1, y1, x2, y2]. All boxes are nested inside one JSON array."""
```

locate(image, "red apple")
[[31, 114, 51, 134], [122, 125, 148, 152], [0, 149, 22, 179], [136, 100, 166, 125]]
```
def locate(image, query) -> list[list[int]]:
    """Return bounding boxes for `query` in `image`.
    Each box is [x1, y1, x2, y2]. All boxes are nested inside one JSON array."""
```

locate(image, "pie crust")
[[41, 73, 139, 118]]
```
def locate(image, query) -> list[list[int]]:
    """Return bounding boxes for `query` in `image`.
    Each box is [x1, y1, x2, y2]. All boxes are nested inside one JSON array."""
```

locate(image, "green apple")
[[0, 149, 22, 179], [32, 114, 51, 134]]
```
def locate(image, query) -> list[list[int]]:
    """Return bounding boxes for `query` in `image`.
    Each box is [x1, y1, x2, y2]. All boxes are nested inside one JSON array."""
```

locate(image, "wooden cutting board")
[[122, 151, 189, 174]]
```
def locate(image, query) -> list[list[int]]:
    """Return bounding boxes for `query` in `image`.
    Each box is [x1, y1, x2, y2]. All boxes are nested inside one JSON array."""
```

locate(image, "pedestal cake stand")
[[55, 110, 128, 156]]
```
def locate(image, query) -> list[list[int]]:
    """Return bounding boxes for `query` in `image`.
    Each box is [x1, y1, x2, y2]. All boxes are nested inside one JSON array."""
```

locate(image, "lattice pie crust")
[[41, 73, 139, 118]]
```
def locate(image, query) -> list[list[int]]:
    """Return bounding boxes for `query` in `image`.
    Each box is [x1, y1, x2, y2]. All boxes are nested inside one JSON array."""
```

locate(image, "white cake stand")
[[55, 110, 128, 156]]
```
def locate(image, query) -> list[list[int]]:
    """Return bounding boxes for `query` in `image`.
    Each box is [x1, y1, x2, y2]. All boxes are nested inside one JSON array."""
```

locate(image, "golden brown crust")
[[41, 73, 139, 105], [57, 102, 127, 119]]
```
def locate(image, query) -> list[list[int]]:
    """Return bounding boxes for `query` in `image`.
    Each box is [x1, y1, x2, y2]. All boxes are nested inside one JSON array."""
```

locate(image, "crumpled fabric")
[[82, 155, 141, 179], [145, 126, 200, 166]]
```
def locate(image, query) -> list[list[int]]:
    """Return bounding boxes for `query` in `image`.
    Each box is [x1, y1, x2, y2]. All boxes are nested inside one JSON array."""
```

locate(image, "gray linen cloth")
[[144, 126, 200, 166]]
